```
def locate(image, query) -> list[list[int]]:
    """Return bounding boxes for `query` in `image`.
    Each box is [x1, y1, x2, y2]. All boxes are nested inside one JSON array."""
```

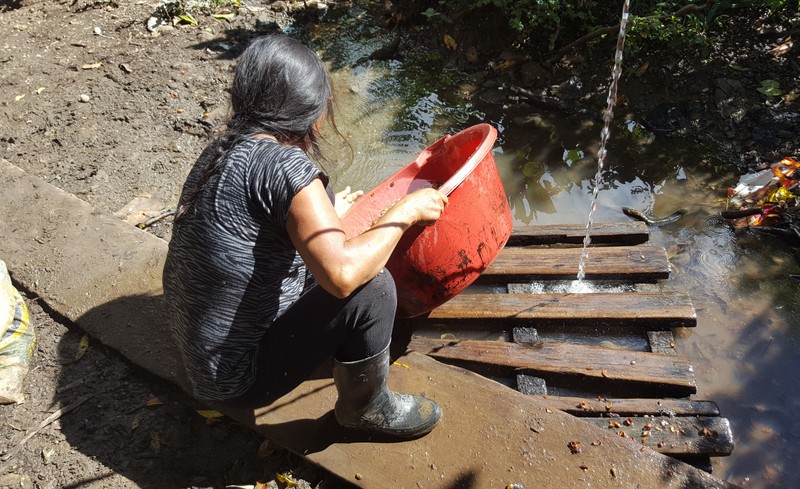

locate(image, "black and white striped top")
[[163, 137, 323, 400]]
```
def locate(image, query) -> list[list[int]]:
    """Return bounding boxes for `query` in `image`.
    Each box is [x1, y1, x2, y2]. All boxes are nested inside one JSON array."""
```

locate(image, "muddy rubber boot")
[[333, 344, 441, 439]]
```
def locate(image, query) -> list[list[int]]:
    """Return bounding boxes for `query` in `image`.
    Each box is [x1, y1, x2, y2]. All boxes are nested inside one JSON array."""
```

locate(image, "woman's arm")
[[286, 178, 447, 298]]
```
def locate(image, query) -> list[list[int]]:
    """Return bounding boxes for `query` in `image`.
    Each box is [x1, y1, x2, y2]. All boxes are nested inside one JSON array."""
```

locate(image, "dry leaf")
[[146, 397, 164, 407], [150, 432, 161, 453], [443, 34, 457, 51], [494, 59, 518, 71], [769, 41, 793, 57], [276, 472, 297, 487], [82, 62, 102, 70], [196, 409, 224, 420], [75, 334, 90, 361]]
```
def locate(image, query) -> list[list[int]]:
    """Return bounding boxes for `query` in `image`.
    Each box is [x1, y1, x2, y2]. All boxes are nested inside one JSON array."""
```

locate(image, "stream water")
[[305, 5, 800, 488]]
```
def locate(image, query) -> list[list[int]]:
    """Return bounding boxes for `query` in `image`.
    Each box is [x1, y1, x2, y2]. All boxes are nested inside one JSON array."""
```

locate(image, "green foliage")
[[431, 0, 798, 54], [757, 79, 783, 97], [626, 3, 711, 54], [473, 0, 598, 33]]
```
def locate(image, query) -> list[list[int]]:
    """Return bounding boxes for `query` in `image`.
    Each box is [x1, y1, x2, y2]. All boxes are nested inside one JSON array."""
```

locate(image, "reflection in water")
[[312, 9, 800, 487]]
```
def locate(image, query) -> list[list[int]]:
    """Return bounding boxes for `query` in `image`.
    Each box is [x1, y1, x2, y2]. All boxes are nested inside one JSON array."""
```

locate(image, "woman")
[[163, 34, 446, 439]]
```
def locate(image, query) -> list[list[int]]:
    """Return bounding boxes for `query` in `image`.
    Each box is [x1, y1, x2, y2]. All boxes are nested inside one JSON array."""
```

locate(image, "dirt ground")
[[0, 2, 355, 488], [0, 0, 797, 488]]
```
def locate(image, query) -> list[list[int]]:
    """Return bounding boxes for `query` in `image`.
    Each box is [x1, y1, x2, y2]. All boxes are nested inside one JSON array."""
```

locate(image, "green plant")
[[473, 0, 598, 33]]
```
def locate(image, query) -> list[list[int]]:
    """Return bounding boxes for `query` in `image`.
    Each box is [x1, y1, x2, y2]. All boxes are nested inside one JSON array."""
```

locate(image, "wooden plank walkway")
[[404, 221, 734, 469], [0, 159, 738, 488], [480, 245, 671, 281], [417, 291, 697, 328], [408, 337, 697, 395]]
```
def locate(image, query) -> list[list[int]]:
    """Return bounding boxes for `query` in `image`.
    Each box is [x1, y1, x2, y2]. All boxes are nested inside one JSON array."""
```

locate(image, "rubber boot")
[[333, 344, 441, 439]]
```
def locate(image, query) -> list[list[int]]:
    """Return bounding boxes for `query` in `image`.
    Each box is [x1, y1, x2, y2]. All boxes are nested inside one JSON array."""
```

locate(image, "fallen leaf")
[[769, 40, 793, 57], [196, 409, 224, 420], [392, 361, 410, 369], [14, 94, 25, 102], [82, 62, 102, 70], [443, 34, 457, 51], [146, 397, 164, 407], [35, 87, 45, 94], [276, 472, 297, 487], [494, 59, 517, 71], [150, 432, 161, 453], [75, 334, 90, 361], [178, 13, 198, 25]]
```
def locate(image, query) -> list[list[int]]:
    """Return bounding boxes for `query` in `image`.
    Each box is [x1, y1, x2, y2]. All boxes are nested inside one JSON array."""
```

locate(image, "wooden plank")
[[508, 221, 650, 246], [481, 246, 671, 281], [535, 396, 720, 417], [581, 416, 734, 456], [648, 330, 678, 355], [421, 292, 696, 329], [408, 337, 697, 395]]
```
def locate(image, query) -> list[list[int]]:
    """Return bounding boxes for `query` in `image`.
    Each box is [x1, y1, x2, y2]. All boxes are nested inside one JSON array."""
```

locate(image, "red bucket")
[[341, 123, 512, 318]]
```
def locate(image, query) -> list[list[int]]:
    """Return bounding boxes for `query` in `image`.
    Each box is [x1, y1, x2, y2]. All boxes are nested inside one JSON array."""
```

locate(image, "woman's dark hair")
[[177, 34, 334, 219], [228, 34, 332, 153]]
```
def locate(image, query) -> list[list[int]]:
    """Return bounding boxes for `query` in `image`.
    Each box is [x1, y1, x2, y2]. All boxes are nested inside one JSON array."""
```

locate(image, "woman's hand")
[[334, 186, 363, 217], [389, 188, 449, 227]]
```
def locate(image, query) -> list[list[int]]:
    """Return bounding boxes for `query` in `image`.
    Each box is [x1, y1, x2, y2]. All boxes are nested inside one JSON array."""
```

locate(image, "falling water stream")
[[575, 0, 632, 284]]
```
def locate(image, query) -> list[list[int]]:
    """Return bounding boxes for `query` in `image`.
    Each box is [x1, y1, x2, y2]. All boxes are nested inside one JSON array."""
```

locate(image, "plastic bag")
[[0, 259, 36, 404]]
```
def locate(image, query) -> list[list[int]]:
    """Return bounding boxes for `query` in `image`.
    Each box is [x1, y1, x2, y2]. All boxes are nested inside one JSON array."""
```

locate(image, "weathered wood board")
[[408, 337, 697, 395], [581, 416, 734, 456], [421, 291, 697, 328], [508, 221, 650, 246], [537, 396, 720, 417], [482, 246, 671, 281]]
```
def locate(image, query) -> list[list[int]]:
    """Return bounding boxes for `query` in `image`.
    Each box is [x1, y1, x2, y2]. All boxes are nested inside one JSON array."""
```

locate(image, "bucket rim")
[[438, 123, 498, 196]]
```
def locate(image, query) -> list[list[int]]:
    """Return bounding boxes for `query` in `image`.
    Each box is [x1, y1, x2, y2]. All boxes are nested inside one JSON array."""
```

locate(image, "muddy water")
[[309, 9, 800, 488]]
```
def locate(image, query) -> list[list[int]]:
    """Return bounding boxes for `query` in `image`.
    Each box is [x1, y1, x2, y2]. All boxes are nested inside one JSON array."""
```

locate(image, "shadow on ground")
[[54, 294, 345, 489]]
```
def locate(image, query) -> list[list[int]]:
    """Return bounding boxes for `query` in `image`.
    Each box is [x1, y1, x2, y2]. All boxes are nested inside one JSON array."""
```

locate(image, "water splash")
[[575, 0, 632, 286]]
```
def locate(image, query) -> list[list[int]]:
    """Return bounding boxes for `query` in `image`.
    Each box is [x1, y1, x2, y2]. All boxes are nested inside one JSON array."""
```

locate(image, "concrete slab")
[[0, 159, 738, 488]]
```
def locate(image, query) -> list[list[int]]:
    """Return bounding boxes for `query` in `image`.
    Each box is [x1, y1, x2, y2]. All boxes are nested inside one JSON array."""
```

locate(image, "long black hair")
[[177, 34, 334, 219]]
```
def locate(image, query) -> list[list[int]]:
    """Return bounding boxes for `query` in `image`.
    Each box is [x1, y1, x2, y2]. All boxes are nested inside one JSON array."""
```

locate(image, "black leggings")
[[228, 269, 396, 407]]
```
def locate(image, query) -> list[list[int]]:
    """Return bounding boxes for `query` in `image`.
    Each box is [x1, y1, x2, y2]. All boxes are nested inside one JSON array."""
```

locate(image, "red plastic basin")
[[341, 123, 513, 318]]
